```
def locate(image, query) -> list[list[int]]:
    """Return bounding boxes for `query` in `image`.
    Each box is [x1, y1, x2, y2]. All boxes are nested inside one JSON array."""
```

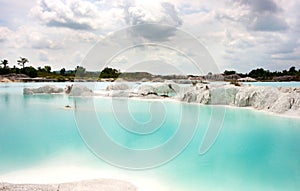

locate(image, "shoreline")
[[18, 81, 300, 119], [1, 179, 137, 191], [91, 94, 300, 120], [0, 164, 168, 191], [0, 148, 169, 191], [2, 81, 299, 119]]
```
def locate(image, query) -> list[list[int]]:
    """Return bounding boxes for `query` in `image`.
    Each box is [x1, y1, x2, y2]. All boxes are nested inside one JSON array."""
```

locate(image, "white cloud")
[[30, 0, 124, 30], [236, 0, 280, 13], [125, 1, 182, 26], [108, 44, 203, 75], [38, 50, 49, 62], [1, 26, 64, 49], [1, 0, 300, 72], [0, 27, 13, 42], [73, 51, 85, 63]]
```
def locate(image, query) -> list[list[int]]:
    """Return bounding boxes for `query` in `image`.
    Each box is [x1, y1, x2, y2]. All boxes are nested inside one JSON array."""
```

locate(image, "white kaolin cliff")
[[23, 83, 300, 116], [106, 82, 300, 116]]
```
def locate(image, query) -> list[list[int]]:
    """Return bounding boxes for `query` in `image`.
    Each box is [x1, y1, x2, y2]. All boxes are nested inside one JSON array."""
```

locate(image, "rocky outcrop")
[[23, 85, 64, 95], [23, 84, 93, 96], [109, 82, 300, 115], [67, 85, 93, 96], [137, 85, 157, 96], [273, 75, 299, 81], [105, 82, 181, 98], [224, 74, 241, 81], [151, 78, 164, 82], [0, 74, 29, 82], [152, 83, 180, 96], [137, 83, 179, 97], [204, 74, 224, 81], [203, 73, 241, 81], [180, 84, 300, 115], [181, 84, 210, 103], [238, 77, 257, 82], [22, 83, 300, 116], [106, 83, 130, 91], [0, 78, 12, 83]]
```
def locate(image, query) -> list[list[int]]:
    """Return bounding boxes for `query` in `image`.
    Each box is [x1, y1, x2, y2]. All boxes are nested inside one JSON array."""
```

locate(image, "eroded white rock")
[[23, 85, 64, 95], [106, 83, 130, 91], [68, 85, 93, 96], [180, 84, 300, 115]]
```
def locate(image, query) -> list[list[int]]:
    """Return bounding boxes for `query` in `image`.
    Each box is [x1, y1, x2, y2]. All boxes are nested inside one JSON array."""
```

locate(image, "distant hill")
[[119, 72, 154, 81]]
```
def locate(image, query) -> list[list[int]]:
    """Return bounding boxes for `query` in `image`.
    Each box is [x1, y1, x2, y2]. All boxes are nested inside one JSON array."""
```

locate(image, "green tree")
[[282, 70, 288, 75], [60, 68, 66, 75], [44, 66, 51, 73], [17, 57, 29, 69], [1, 59, 9, 68], [100, 67, 120, 78], [288, 66, 296, 75], [23, 66, 37, 78], [248, 68, 271, 79], [0, 59, 10, 75], [75, 66, 86, 77], [224, 70, 236, 75], [10, 65, 20, 74]]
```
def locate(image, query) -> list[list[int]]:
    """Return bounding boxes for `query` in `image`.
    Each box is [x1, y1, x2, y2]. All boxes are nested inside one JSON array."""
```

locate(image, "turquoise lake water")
[[0, 82, 300, 190]]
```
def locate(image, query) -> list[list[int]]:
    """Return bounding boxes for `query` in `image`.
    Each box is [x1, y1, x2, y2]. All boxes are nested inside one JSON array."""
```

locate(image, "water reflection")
[[3, 93, 10, 106]]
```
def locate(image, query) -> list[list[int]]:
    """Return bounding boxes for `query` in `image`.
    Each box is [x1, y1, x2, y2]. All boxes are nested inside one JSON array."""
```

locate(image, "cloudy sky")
[[0, 0, 300, 74]]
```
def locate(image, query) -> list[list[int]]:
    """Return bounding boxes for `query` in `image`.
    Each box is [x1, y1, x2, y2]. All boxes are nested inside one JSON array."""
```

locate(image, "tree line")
[[0, 57, 121, 81], [224, 66, 300, 80], [0, 57, 67, 79], [1, 57, 299, 81]]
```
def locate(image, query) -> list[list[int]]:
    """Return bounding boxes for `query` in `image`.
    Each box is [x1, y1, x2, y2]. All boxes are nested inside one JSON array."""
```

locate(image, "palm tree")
[[17, 57, 29, 69], [0, 59, 8, 68]]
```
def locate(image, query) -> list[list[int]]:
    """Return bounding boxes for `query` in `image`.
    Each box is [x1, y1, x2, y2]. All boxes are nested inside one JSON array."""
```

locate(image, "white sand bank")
[[0, 164, 169, 191]]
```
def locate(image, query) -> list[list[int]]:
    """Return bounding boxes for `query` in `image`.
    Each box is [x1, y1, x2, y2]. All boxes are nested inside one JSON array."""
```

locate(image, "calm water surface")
[[0, 82, 299, 190]]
